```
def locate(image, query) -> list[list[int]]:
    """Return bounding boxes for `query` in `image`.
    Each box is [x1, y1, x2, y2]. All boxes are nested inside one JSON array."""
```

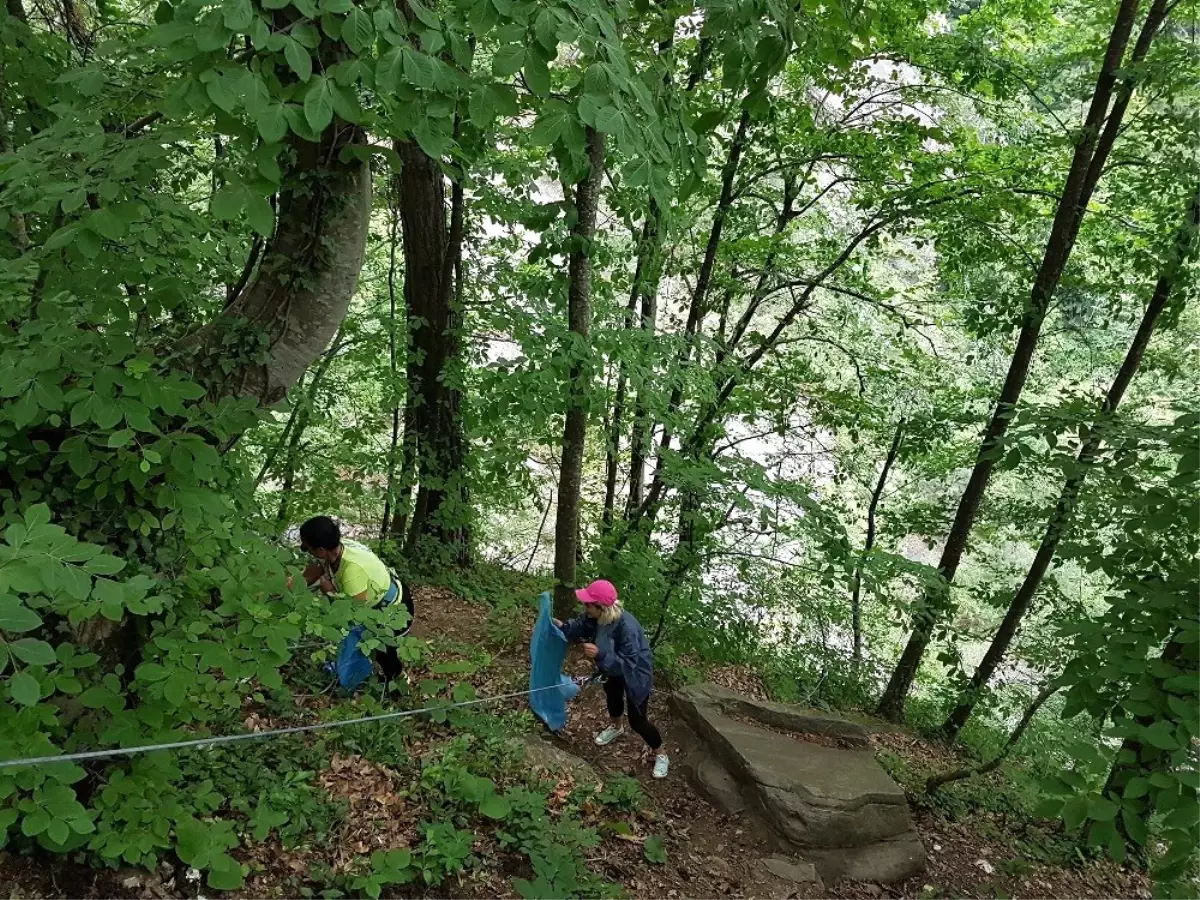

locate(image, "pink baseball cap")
[[575, 579, 618, 607]]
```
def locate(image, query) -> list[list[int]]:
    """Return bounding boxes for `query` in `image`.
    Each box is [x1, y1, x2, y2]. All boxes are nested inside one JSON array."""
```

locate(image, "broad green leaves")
[[303, 77, 335, 132]]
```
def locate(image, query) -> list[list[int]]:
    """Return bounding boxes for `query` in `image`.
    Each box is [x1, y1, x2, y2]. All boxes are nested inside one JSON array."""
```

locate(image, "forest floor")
[[0, 582, 1151, 900]]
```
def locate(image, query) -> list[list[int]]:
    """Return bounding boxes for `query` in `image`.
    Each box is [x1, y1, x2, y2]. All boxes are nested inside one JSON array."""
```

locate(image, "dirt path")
[[412, 585, 1152, 900]]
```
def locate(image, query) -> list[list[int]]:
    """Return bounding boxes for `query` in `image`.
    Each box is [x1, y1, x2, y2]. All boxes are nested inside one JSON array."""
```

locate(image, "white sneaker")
[[653, 754, 670, 779], [595, 725, 624, 746]]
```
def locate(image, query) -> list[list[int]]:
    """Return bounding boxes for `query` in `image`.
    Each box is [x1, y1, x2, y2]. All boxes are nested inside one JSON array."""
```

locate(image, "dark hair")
[[299, 516, 340, 551]]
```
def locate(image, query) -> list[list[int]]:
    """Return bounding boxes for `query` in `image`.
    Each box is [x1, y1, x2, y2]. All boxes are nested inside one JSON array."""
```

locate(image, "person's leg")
[[375, 645, 403, 682], [625, 694, 662, 750], [596, 677, 627, 745], [627, 694, 670, 778]]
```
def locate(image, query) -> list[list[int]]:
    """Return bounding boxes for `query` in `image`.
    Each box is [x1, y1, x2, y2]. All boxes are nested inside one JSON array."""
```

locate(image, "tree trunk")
[[272, 328, 345, 527], [195, 125, 371, 405], [875, 0, 1160, 722], [395, 136, 470, 565], [553, 127, 606, 619], [925, 682, 1060, 794], [623, 37, 709, 522], [618, 109, 751, 545], [852, 418, 905, 664], [939, 187, 1200, 740], [255, 372, 306, 489], [381, 183, 405, 539], [601, 223, 648, 534], [624, 233, 659, 515]]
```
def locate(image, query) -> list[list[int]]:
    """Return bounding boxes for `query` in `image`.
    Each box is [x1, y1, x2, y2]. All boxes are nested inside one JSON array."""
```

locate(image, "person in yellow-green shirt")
[[297, 516, 414, 690]]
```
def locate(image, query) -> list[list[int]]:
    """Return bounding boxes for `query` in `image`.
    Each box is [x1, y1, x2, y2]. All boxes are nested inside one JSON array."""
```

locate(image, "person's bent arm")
[[557, 615, 589, 642]]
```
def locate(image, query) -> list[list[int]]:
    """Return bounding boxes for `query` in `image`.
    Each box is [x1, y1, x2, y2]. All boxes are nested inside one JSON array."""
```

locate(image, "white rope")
[[0, 681, 584, 770]]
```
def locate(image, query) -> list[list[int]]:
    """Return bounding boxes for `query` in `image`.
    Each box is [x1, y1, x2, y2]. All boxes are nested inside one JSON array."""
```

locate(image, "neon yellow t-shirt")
[[334, 539, 392, 605]]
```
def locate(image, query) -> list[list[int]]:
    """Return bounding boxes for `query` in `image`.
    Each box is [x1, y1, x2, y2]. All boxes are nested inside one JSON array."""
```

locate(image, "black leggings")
[[604, 677, 662, 750], [376, 583, 415, 683]]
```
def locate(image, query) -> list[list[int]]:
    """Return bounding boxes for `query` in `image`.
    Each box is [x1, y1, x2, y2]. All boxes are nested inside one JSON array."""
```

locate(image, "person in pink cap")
[[554, 579, 669, 778]]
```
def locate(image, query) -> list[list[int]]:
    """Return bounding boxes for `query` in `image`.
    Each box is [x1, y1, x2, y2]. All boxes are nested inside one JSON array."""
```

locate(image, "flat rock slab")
[[673, 683, 925, 885], [678, 682, 871, 745], [510, 734, 599, 785], [761, 855, 823, 887]]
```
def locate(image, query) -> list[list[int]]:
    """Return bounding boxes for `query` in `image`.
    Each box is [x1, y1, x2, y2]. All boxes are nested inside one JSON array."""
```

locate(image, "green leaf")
[[533, 9, 557, 49], [376, 47, 403, 93], [479, 793, 510, 820], [523, 53, 549, 98], [468, 86, 495, 129], [402, 47, 437, 89], [175, 817, 210, 868], [10, 671, 41, 706], [257, 104, 289, 142], [303, 77, 334, 131], [595, 105, 622, 135], [406, 0, 440, 29], [285, 38, 313, 82], [1061, 796, 1088, 831], [83, 554, 124, 576], [1088, 796, 1119, 821], [529, 101, 569, 147], [1121, 807, 1149, 846], [1142, 720, 1179, 751], [78, 686, 115, 709], [643, 835, 667, 864], [1123, 777, 1150, 799], [343, 6, 372, 52], [207, 853, 245, 889], [246, 194, 275, 237], [492, 44, 524, 77], [10, 639, 57, 666], [212, 185, 244, 221], [223, 0, 254, 30], [205, 75, 239, 114], [0, 598, 43, 632], [107, 429, 135, 448]]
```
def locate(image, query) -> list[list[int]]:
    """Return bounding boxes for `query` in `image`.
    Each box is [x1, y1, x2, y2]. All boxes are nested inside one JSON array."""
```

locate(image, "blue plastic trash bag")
[[335, 624, 374, 691], [529, 592, 580, 731]]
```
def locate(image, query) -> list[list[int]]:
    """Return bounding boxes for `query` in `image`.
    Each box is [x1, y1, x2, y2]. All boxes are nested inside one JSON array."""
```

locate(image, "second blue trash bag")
[[528, 591, 580, 731]]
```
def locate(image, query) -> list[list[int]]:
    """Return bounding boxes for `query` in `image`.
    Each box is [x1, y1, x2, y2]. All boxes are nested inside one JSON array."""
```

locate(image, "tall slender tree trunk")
[[273, 327, 346, 527], [939, 187, 1200, 739], [553, 127, 606, 619], [851, 418, 905, 664], [622, 38, 709, 522], [875, 0, 1165, 722], [255, 371, 306, 490], [601, 224, 648, 534], [381, 184, 405, 539], [394, 135, 470, 565], [624, 237, 659, 516], [618, 109, 751, 546]]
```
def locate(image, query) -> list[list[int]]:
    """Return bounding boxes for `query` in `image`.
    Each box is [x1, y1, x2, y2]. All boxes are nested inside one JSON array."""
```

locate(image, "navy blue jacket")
[[560, 610, 654, 704]]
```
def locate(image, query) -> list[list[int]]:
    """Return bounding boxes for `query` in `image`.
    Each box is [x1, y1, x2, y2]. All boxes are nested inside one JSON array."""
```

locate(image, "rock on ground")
[[509, 733, 600, 786], [673, 682, 926, 886]]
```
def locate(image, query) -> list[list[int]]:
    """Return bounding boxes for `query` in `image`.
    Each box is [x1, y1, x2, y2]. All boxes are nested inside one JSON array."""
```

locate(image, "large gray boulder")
[[674, 683, 925, 885]]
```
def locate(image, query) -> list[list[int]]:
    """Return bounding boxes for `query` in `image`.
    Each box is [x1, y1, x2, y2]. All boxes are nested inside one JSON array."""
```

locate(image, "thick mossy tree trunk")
[[875, 0, 1168, 722], [553, 127, 606, 620], [395, 138, 470, 566], [940, 188, 1200, 740], [196, 126, 371, 405]]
